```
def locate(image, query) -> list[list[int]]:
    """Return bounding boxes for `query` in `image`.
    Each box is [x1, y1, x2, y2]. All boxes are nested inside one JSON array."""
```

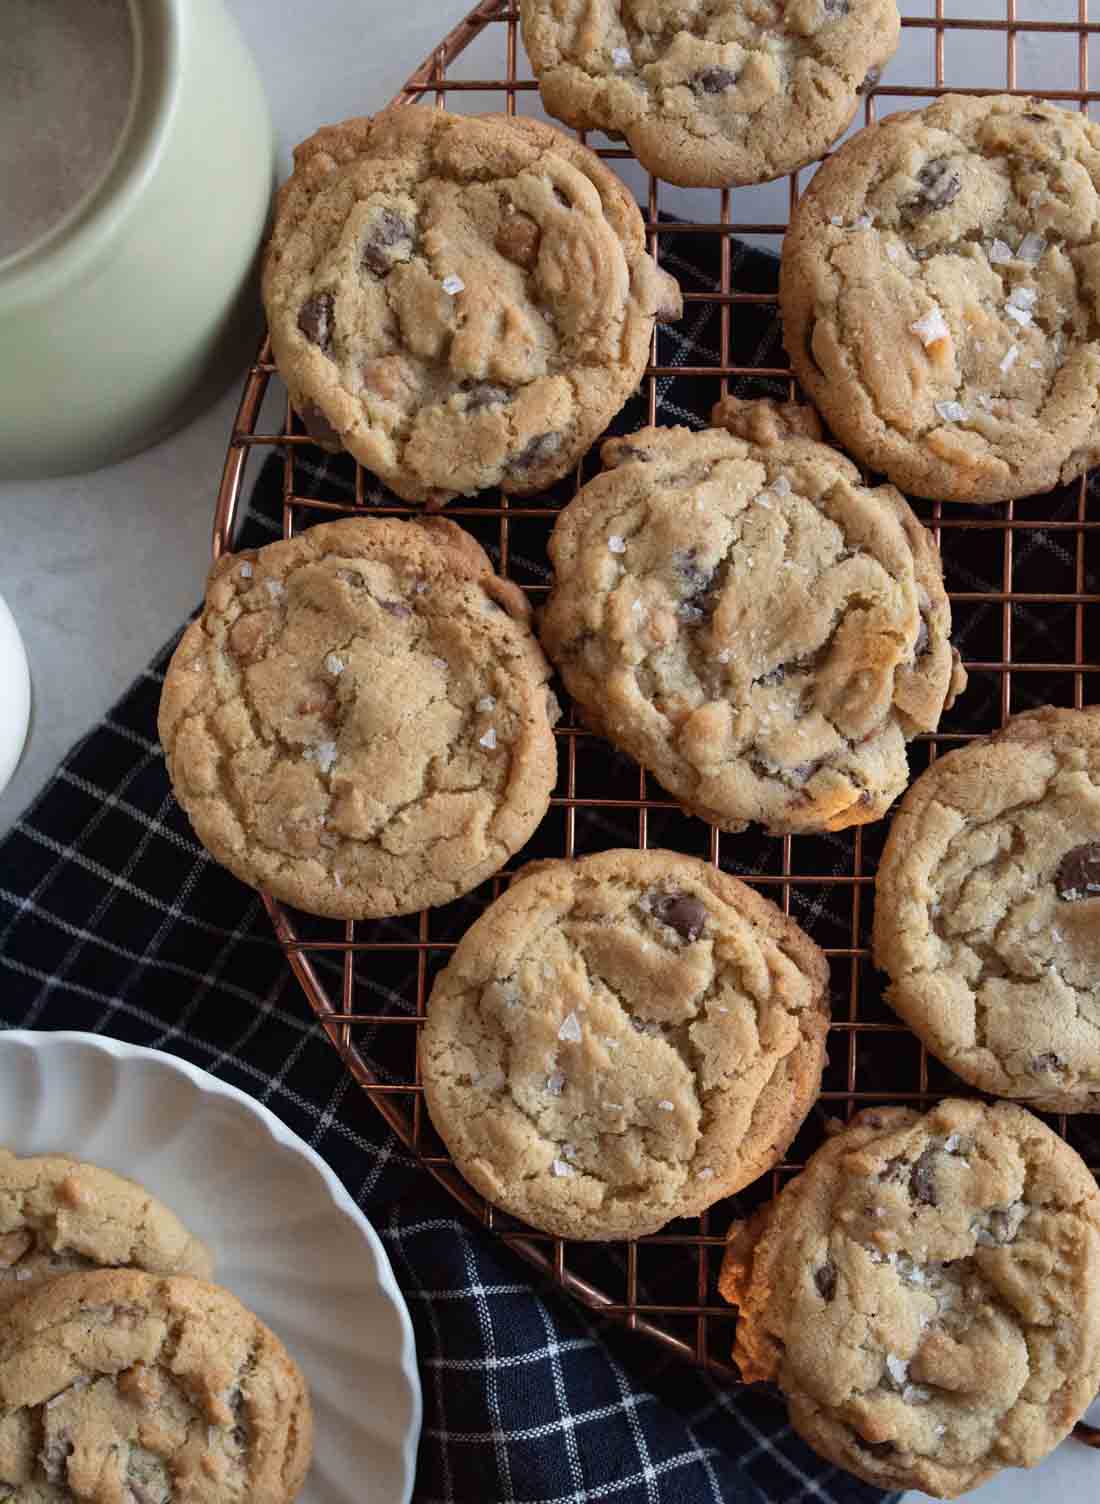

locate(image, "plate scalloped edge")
[[0, 1029, 423, 1504]]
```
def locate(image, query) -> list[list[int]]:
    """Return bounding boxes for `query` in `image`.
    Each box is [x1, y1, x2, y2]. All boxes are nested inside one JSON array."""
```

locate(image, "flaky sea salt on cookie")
[[0, 1149, 211, 1313], [159, 517, 559, 919], [420, 848, 829, 1240], [782, 93, 1100, 502], [0, 1268, 312, 1504], [719, 1100, 1100, 1496], [539, 405, 966, 835], [262, 105, 681, 506]]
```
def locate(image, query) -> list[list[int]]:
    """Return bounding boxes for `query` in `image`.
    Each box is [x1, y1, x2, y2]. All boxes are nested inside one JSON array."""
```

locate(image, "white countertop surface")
[[1, 2, 1097, 1499]]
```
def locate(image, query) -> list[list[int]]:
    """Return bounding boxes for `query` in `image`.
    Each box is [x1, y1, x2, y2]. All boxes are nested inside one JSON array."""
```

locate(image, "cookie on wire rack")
[[539, 400, 966, 836], [519, 0, 900, 189], [873, 705, 1100, 1112], [262, 104, 682, 507], [719, 1099, 1100, 1496], [420, 848, 830, 1241], [159, 516, 559, 919], [782, 93, 1100, 503]]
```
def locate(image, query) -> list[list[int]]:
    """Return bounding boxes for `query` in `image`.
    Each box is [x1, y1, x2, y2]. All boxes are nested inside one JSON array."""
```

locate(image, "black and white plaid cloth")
[[2, 227, 1095, 1504]]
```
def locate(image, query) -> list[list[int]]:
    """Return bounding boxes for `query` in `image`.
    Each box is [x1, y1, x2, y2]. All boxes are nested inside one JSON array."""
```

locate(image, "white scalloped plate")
[[0, 1031, 422, 1504]]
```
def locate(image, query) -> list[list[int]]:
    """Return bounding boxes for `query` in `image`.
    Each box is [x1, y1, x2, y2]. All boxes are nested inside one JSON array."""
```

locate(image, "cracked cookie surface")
[[0, 1151, 211, 1316], [420, 848, 829, 1240], [158, 517, 559, 919], [873, 706, 1100, 1111], [0, 1268, 312, 1504], [520, 0, 899, 189], [262, 105, 681, 507], [782, 93, 1100, 503], [539, 406, 965, 836], [718, 1100, 1100, 1497]]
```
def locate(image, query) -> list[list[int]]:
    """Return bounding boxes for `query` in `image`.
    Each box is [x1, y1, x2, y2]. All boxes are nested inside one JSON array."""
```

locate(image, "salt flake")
[[657, 1099, 675, 1112], [772, 474, 792, 496], [432, 656, 448, 671], [934, 400, 968, 423], [717, 649, 732, 664], [944, 1134, 961, 1152], [1008, 286, 1038, 311], [829, 215, 844, 227], [325, 653, 345, 676], [558, 1011, 582, 1043], [603, 1037, 620, 1051], [441, 274, 465, 295], [546, 1071, 566, 1096], [605, 1102, 624, 1111], [1005, 304, 1032, 327], [265, 580, 285, 601], [477, 695, 496, 712], [885, 242, 900, 262], [479, 728, 498, 750], [885, 1354, 909, 1385], [910, 306, 950, 347], [611, 45, 631, 68], [1000, 344, 1020, 374], [308, 740, 338, 774], [1016, 232, 1046, 264], [239, 562, 253, 579], [698, 1166, 715, 1180], [551, 1159, 575, 1177], [989, 238, 1014, 265], [608, 534, 627, 554]]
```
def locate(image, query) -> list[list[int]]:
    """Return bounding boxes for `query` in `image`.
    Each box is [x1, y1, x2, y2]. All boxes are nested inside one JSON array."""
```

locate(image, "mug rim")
[[0, 0, 181, 309]]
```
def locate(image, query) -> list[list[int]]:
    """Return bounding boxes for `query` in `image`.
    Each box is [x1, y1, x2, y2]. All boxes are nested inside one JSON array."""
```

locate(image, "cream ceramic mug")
[[0, 0, 274, 479]]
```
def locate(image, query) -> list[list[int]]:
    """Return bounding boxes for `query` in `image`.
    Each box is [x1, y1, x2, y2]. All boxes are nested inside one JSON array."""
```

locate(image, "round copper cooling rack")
[[213, 0, 1100, 1431]]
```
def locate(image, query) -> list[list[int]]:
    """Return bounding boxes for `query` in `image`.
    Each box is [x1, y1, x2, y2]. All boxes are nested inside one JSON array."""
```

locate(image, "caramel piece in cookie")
[[520, 0, 900, 189], [874, 706, 1100, 1110], [420, 848, 829, 1240], [0, 1149, 210, 1315], [783, 93, 1100, 502], [0, 1268, 312, 1504], [540, 410, 966, 835], [719, 1100, 1100, 1496], [159, 517, 559, 919], [262, 105, 681, 507]]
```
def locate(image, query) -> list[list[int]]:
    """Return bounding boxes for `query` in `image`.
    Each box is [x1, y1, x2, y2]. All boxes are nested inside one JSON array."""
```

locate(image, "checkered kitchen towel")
[[3, 225, 1095, 1503]]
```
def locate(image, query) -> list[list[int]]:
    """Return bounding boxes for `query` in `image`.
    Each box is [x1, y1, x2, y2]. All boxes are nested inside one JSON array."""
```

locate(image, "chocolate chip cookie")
[[0, 1150, 211, 1314], [420, 848, 829, 1240], [874, 706, 1100, 1111], [159, 517, 559, 919], [718, 1099, 1100, 1496], [520, 1, 899, 189], [783, 94, 1100, 503], [539, 402, 965, 835], [0, 1268, 312, 1504], [262, 105, 681, 507]]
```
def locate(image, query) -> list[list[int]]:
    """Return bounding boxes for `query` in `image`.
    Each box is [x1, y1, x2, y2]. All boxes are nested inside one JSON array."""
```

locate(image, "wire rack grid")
[[211, 0, 1100, 1406]]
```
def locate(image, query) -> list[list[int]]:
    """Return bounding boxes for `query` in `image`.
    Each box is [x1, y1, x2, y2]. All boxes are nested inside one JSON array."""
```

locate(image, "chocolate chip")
[[552, 186, 572, 208], [299, 401, 341, 448], [1056, 843, 1100, 901], [650, 891, 708, 942], [297, 292, 334, 352], [510, 431, 563, 472], [854, 1437, 896, 1458], [903, 158, 962, 218], [361, 209, 412, 276], [909, 1148, 938, 1207], [380, 599, 411, 619], [465, 383, 510, 411], [672, 547, 716, 622], [1033, 1051, 1064, 1074], [858, 67, 881, 95], [815, 1262, 837, 1302], [695, 66, 740, 94]]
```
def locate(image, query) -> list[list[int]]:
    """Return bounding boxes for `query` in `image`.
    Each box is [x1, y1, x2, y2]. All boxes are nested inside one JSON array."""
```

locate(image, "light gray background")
[[1, 3, 1098, 1494]]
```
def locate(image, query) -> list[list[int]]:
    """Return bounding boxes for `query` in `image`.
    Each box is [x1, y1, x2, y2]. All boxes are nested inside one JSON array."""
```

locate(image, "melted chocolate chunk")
[[1032, 1051, 1064, 1074], [913, 618, 930, 657], [673, 547, 715, 622], [650, 891, 708, 943], [903, 158, 962, 218], [465, 383, 510, 412], [814, 1262, 838, 1302], [553, 185, 572, 209], [695, 66, 740, 94], [510, 431, 563, 472], [361, 209, 412, 276], [297, 292, 335, 352], [1056, 843, 1100, 901], [854, 1437, 896, 1458], [909, 1147, 938, 1207], [299, 401, 341, 448], [380, 599, 411, 619]]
